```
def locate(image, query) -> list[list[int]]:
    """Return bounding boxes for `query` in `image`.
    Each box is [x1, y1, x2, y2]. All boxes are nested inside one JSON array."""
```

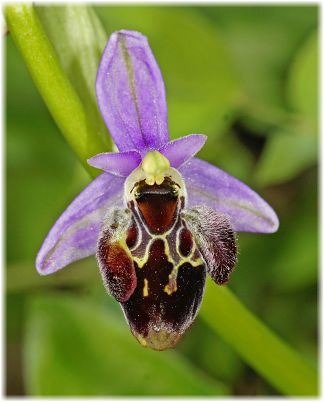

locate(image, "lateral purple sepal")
[[180, 158, 279, 233], [87, 150, 141, 176], [36, 173, 125, 275], [159, 134, 207, 168], [96, 30, 169, 153]]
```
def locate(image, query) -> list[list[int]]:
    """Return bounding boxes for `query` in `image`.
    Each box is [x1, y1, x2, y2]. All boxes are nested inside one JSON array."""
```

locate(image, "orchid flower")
[[36, 30, 279, 350]]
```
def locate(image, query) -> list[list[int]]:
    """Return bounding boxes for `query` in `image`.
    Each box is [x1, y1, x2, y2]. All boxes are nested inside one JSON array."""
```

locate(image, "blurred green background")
[[6, 4, 318, 396]]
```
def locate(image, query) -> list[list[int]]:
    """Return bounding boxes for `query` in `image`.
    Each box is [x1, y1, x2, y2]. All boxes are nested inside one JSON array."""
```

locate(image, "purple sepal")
[[96, 30, 169, 153], [180, 158, 279, 233], [36, 173, 124, 275], [159, 134, 207, 168], [87, 150, 141, 176]]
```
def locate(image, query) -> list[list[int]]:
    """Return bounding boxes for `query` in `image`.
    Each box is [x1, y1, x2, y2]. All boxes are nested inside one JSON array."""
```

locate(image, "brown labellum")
[[135, 178, 178, 234], [121, 238, 206, 350], [96, 169, 237, 350], [97, 237, 137, 303], [181, 206, 237, 285], [96, 208, 137, 303]]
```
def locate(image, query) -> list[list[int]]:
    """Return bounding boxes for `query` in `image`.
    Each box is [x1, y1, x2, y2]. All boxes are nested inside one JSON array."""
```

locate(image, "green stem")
[[5, 4, 106, 176], [201, 279, 318, 396]]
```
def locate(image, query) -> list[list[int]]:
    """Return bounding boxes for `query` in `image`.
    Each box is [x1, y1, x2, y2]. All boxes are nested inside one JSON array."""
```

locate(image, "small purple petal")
[[96, 30, 169, 153], [36, 173, 124, 275], [180, 158, 279, 233], [87, 150, 142, 176], [159, 134, 207, 168]]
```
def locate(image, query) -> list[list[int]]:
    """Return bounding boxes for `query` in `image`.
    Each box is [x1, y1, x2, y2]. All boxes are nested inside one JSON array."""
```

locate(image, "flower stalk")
[[5, 4, 107, 176], [201, 280, 318, 396]]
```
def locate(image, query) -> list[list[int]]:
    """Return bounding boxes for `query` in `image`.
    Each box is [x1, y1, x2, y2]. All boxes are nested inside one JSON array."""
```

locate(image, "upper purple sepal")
[[180, 158, 279, 234], [96, 30, 169, 154]]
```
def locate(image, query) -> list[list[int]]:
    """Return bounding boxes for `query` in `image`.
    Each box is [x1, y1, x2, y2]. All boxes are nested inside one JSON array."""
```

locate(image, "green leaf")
[[288, 31, 318, 135], [94, 6, 241, 138], [271, 182, 318, 291], [255, 130, 317, 186], [202, 6, 317, 113], [254, 30, 318, 187], [5, 4, 107, 176], [200, 280, 318, 396], [24, 295, 227, 396], [36, 5, 111, 149]]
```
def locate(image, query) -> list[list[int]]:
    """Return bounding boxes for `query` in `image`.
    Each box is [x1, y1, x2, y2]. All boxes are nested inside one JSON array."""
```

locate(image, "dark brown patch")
[[126, 223, 138, 249], [121, 239, 206, 349], [179, 228, 193, 257], [135, 178, 178, 234], [97, 238, 137, 302]]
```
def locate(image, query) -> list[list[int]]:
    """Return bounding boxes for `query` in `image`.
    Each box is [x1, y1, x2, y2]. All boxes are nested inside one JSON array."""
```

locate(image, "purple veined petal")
[[36, 173, 125, 275], [159, 134, 207, 168], [96, 30, 169, 154], [180, 158, 279, 233], [87, 150, 142, 176]]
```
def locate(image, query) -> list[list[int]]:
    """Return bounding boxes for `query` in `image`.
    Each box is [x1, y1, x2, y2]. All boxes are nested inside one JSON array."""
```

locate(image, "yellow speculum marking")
[[132, 235, 174, 268], [143, 278, 149, 297], [131, 229, 203, 296], [163, 256, 203, 296], [141, 150, 170, 185], [163, 242, 203, 296], [164, 272, 177, 295]]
